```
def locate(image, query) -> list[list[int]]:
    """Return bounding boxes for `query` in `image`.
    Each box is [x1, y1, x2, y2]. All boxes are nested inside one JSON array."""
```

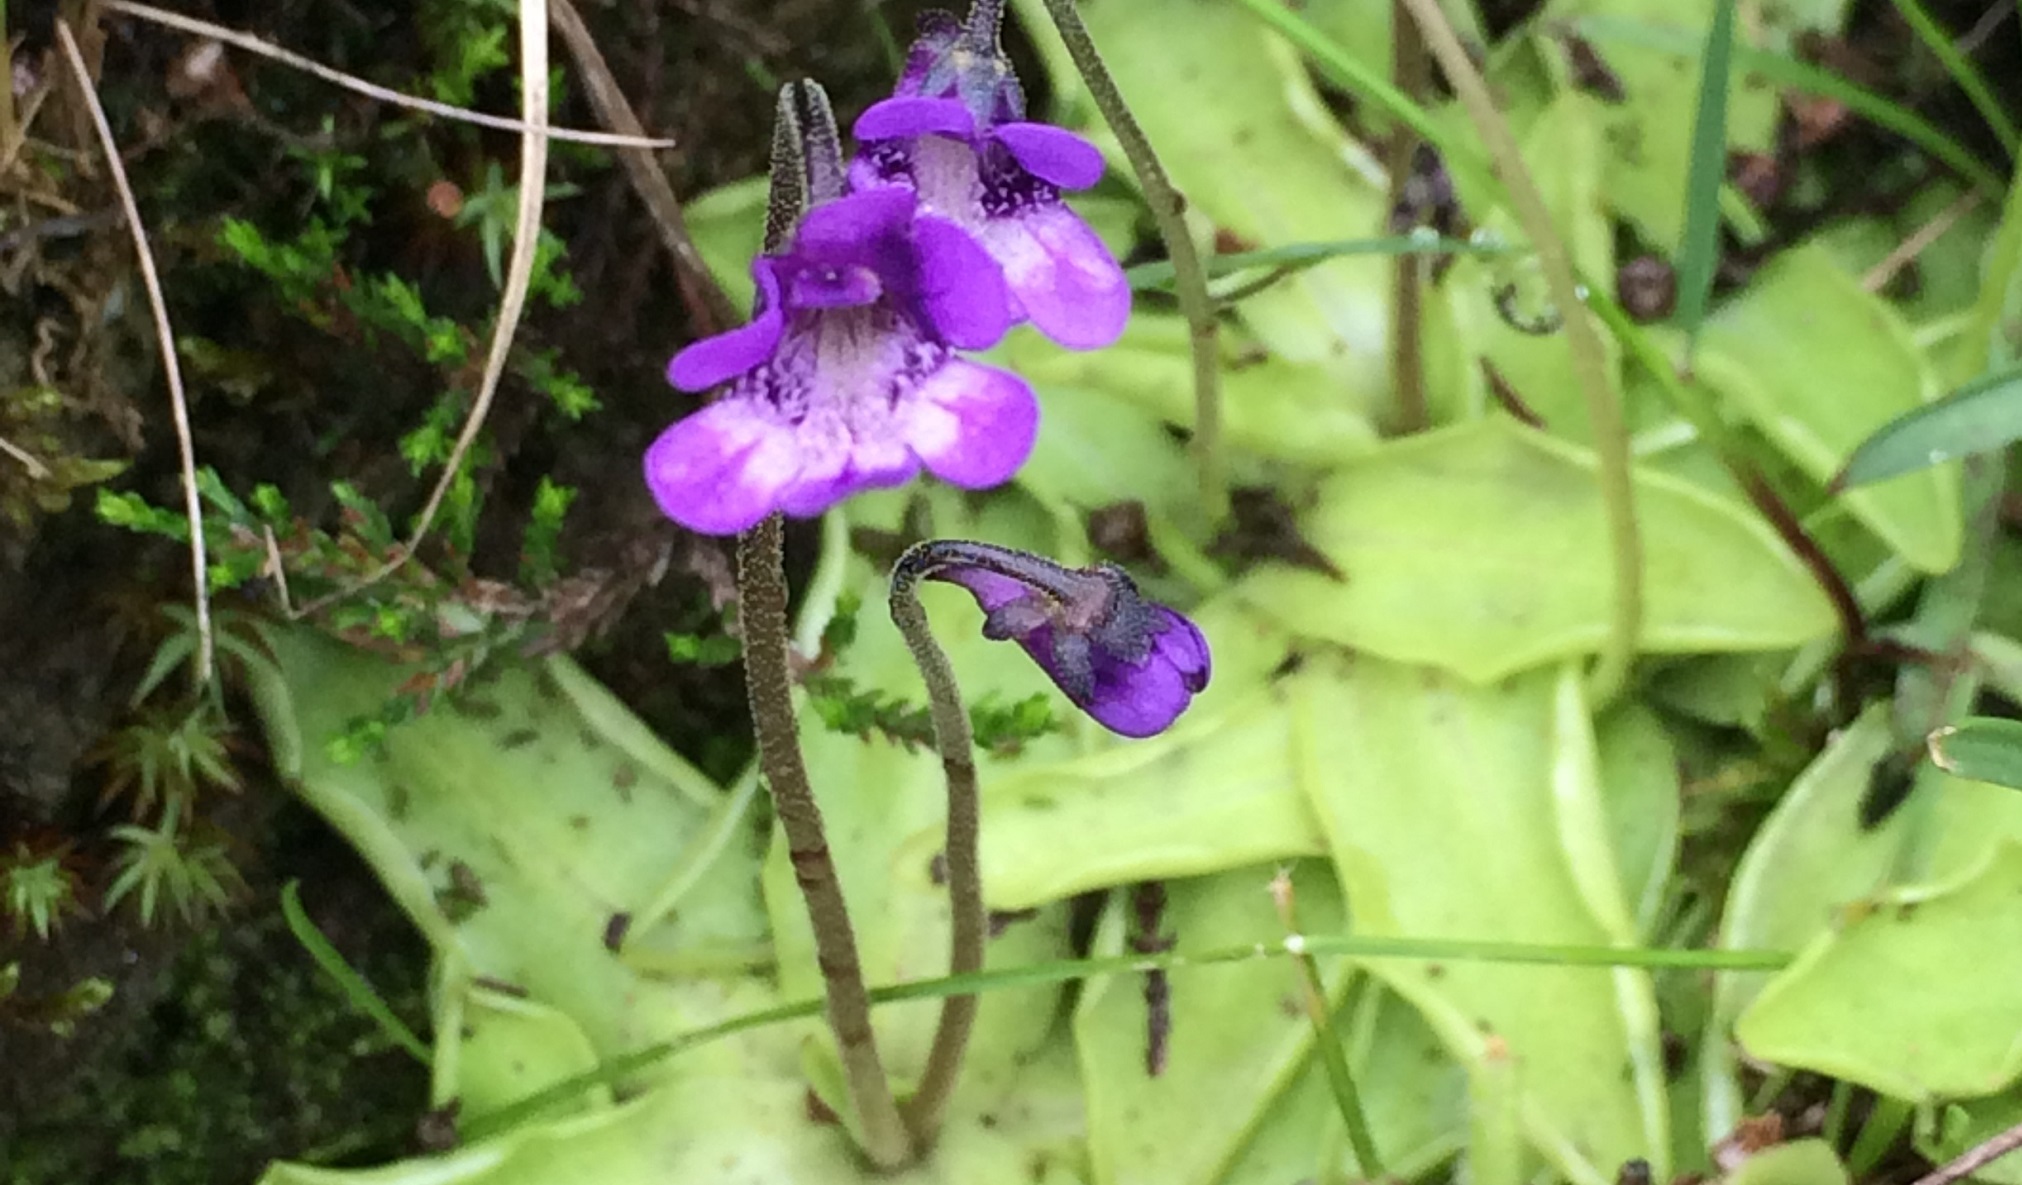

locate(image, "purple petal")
[[788, 264, 883, 309], [911, 215, 1012, 349], [1081, 651, 1195, 738], [772, 414, 920, 517], [848, 150, 909, 195], [979, 203, 1131, 350], [1006, 622, 1197, 738], [908, 136, 985, 222], [666, 261, 785, 391], [643, 400, 799, 535], [992, 123, 1106, 189], [1150, 608, 1213, 691], [855, 96, 976, 142], [900, 359, 1037, 489], [794, 188, 916, 263]]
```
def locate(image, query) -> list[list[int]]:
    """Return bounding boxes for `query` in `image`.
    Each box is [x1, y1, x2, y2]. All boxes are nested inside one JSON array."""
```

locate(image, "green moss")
[[5, 900, 429, 1185]]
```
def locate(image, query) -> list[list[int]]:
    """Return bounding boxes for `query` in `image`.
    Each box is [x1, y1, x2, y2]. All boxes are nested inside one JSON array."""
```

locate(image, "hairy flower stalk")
[[643, 7, 1153, 1159], [724, 83, 912, 1170], [890, 537, 1211, 1144], [887, 553, 987, 1146], [1032, 0, 1225, 522]]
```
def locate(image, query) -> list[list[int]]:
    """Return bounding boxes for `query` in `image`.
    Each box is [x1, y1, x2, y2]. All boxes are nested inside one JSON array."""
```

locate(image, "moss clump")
[[5, 893, 429, 1185]]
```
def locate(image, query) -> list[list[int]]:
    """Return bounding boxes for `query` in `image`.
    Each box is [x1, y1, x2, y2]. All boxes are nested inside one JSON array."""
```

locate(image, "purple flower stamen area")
[[647, 186, 1038, 536], [899, 540, 1211, 738], [851, 95, 1131, 351]]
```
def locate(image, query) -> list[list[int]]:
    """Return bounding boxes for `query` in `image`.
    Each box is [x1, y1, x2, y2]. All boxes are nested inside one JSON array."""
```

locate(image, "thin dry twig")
[[102, 0, 671, 149], [57, 17, 214, 685], [1909, 1118, 2022, 1185], [261, 524, 294, 615], [0, 432, 51, 478], [1862, 190, 1980, 292], [548, 0, 738, 333], [295, 0, 552, 619], [0, 74, 53, 177]]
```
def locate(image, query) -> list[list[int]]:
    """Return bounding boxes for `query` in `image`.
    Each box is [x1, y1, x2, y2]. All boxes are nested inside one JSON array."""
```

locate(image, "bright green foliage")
[[91, 704, 242, 821], [1928, 716, 2022, 790], [518, 477, 577, 585], [96, 488, 193, 540], [418, 0, 515, 105], [451, 162, 585, 301], [2, 844, 82, 940], [1921, 1089, 2022, 1185], [1236, 418, 1836, 681], [662, 629, 742, 666], [1727, 1140, 1851, 1185], [1294, 658, 1668, 1185], [1024, 0, 1397, 420], [1696, 247, 1961, 573], [1738, 846, 2022, 1099], [105, 814, 244, 928]]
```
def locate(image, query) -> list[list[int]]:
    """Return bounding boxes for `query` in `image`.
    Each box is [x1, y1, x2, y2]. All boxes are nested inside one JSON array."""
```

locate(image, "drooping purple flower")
[[897, 540, 1211, 738], [849, 9, 1130, 351], [649, 184, 1039, 536]]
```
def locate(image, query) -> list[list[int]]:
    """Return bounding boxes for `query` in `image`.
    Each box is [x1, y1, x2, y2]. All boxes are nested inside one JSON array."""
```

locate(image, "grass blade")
[[1888, 0, 2018, 158], [1124, 234, 1512, 289], [1675, 0, 1738, 351], [463, 930, 1793, 1141], [1835, 361, 2022, 487], [280, 880, 431, 1063]]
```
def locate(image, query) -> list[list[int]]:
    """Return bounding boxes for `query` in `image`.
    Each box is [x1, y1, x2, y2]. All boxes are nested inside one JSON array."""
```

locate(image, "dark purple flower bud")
[[849, 4, 1130, 351], [897, 540, 1211, 738], [892, 6, 1024, 127], [648, 86, 1037, 536]]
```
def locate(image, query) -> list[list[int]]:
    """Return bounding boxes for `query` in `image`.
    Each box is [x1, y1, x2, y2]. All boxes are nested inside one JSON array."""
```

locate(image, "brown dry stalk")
[[294, 0, 551, 618], [547, 0, 739, 334], [57, 18, 213, 685], [102, 0, 672, 147]]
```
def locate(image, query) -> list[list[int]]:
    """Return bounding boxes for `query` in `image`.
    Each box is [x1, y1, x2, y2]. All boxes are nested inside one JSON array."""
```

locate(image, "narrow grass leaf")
[[1837, 362, 2022, 487], [279, 879, 431, 1062], [1928, 717, 2022, 791], [1888, 0, 2019, 157], [466, 930, 1795, 1141], [1125, 235, 1507, 290], [1674, 0, 1738, 350]]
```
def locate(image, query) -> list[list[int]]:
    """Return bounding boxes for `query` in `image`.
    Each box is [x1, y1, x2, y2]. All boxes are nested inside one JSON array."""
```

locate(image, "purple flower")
[[899, 540, 1211, 738], [648, 185, 1040, 535], [849, 15, 1130, 351]]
